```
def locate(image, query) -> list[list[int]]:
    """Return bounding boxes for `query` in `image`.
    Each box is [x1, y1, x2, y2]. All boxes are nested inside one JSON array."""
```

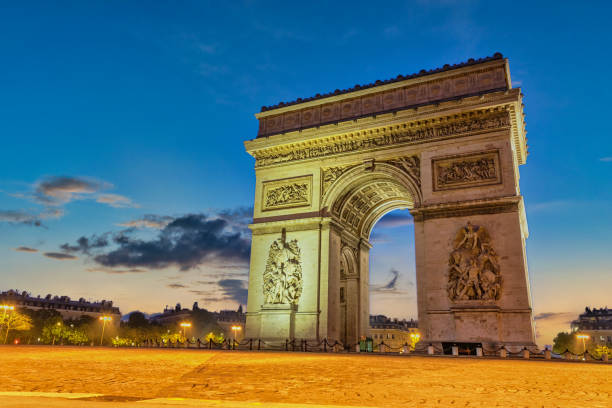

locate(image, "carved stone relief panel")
[[263, 232, 303, 305], [432, 150, 501, 191], [386, 155, 421, 190], [261, 175, 312, 211], [321, 166, 352, 196], [447, 222, 501, 302]]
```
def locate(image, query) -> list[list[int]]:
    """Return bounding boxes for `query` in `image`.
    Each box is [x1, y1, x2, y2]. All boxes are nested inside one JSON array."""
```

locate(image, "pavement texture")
[[0, 346, 610, 407]]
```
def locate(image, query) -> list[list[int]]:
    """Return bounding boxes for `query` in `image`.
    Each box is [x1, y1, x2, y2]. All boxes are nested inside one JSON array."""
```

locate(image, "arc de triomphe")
[[243, 53, 536, 350]]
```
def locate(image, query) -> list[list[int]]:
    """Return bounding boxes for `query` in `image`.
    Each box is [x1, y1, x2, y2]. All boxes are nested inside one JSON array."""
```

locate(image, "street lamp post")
[[52, 321, 61, 346], [1, 305, 15, 344], [179, 322, 192, 341], [231, 325, 242, 348], [99, 316, 112, 346], [576, 334, 589, 357]]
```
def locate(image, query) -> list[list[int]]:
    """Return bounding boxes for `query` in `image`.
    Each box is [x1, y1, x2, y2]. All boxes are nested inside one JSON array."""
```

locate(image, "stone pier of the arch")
[[244, 54, 536, 350]]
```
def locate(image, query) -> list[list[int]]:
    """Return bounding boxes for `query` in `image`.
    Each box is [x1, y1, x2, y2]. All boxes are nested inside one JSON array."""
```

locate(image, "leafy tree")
[[590, 345, 611, 359], [190, 309, 223, 339], [1, 310, 33, 343], [204, 331, 224, 344], [127, 312, 148, 328], [552, 331, 576, 354]]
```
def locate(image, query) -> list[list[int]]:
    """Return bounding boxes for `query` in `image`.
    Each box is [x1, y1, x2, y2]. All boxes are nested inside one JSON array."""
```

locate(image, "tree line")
[[0, 307, 226, 346]]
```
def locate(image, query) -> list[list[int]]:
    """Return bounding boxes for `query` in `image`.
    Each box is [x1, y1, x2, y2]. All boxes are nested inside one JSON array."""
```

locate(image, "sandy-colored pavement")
[[0, 346, 610, 407]]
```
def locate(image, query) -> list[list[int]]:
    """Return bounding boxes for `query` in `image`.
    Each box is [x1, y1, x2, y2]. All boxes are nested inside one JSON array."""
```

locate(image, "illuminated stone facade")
[[244, 54, 535, 349]]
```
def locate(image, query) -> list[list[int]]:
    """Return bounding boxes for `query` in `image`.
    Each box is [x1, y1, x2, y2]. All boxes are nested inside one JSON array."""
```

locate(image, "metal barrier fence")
[[130, 338, 610, 363]]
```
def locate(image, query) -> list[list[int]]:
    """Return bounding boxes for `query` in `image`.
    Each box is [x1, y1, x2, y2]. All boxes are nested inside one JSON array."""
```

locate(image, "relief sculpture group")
[[447, 222, 502, 301], [263, 234, 303, 305]]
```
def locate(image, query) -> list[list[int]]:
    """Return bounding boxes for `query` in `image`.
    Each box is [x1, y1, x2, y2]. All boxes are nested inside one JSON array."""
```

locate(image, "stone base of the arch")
[[245, 217, 369, 344], [411, 197, 537, 350]]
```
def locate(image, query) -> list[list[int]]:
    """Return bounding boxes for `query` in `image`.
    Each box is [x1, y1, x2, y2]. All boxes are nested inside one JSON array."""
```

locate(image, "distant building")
[[149, 303, 246, 340], [368, 314, 419, 350], [213, 305, 246, 341], [149, 303, 191, 326], [0, 290, 121, 323], [571, 307, 612, 345]]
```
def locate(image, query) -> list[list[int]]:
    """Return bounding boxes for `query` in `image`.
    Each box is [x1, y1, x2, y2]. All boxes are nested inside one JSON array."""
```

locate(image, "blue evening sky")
[[1, 1, 610, 346]]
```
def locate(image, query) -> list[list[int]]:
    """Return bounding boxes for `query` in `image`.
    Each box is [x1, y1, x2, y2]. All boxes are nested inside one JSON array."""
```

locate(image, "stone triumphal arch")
[[244, 54, 536, 349]]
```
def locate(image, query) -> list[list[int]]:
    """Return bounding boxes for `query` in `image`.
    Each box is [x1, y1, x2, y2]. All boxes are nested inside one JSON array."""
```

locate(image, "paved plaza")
[[0, 346, 609, 407]]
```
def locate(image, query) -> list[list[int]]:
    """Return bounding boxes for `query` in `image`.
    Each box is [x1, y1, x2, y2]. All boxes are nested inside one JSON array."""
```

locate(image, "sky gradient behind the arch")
[[1, 1, 611, 347]]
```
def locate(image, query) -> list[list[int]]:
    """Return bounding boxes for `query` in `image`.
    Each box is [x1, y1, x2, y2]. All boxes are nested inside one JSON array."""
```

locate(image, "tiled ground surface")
[[0, 346, 610, 407]]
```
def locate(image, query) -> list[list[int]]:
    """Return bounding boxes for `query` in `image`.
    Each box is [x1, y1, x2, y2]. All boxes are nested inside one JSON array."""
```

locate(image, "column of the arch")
[[357, 239, 371, 340], [344, 275, 360, 346], [411, 214, 430, 344], [325, 222, 342, 342]]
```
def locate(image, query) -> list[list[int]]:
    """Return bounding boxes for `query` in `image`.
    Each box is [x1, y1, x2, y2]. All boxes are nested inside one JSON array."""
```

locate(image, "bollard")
[[523, 348, 530, 359], [500, 348, 507, 358], [476, 347, 483, 357], [401, 345, 409, 354], [355, 343, 361, 353], [379, 343, 386, 353], [584, 351, 592, 361], [427, 345, 434, 355], [602, 353, 608, 362], [451, 345, 458, 356], [544, 349, 551, 360]]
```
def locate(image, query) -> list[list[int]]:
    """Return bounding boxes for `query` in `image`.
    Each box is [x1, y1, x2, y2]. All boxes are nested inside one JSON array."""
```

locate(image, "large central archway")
[[321, 162, 420, 345], [244, 54, 536, 350]]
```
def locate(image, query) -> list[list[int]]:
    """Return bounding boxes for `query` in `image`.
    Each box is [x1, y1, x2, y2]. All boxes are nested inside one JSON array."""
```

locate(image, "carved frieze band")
[[254, 110, 510, 167], [433, 150, 501, 191], [261, 175, 313, 211]]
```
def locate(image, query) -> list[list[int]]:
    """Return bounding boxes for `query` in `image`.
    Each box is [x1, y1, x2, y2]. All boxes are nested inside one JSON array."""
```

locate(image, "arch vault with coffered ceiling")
[[244, 54, 536, 350]]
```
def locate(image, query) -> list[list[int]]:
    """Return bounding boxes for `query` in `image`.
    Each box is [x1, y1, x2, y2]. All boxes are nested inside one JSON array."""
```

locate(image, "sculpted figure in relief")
[[265, 183, 309, 208], [263, 232, 303, 305], [437, 157, 497, 186], [447, 222, 501, 302]]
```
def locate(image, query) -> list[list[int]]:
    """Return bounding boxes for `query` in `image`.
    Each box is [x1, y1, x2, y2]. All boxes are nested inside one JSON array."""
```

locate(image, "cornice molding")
[[251, 107, 512, 168]]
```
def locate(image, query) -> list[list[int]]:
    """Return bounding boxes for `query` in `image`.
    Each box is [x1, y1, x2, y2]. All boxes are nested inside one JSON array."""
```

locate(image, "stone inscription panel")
[[432, 150, 501, 191], [261, 175, 313, 211]]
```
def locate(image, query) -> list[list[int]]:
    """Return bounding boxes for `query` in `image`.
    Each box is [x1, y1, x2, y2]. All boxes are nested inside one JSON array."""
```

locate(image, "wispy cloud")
[[167, 283, 187, 289], [9, 175, 137, 211], [34, 176, 109, 206], [527, 200, 574, 213], [60, 209, 251, 272], [218, 279, 248, 305], [96, 194, 139, 208], [371, 269, 401, 293], [600, 157, 612, 162], [13, 246, 38, 253], [534, 312, 574, 322], [118, 215, 175, 229], [375, 212, 413, 229], [0, 208, 63, 227], [86, 267, 147, 274], [43, 252, 77, 260]]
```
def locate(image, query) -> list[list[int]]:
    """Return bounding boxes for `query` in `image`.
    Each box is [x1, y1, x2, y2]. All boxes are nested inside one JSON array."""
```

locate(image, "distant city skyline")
[[1, 2, 611, 347]]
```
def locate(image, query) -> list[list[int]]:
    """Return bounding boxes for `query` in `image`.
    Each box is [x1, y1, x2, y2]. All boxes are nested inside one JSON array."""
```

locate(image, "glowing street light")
[[1, 304, 15, 344], [99, 316, 112, 346], [231, 325, 242, 343], [180, 322, 192, 339], [576, 333, 589, 355]]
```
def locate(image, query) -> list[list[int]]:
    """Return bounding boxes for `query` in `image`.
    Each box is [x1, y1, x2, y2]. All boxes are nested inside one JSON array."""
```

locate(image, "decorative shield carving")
[[447, 222, 501, 302], [263, 232, 303, 305]]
